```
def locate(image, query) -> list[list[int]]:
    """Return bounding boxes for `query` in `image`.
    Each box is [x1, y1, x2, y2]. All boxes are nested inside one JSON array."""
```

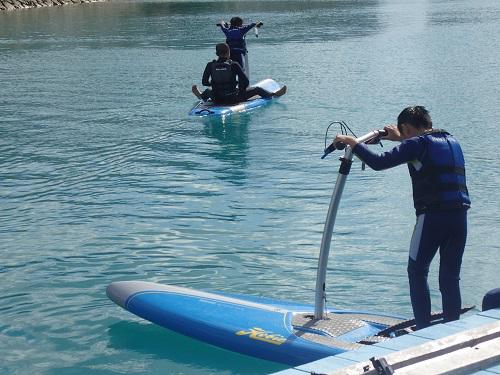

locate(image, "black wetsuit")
[[353, 130, 470, 329], [200, 58, 272, 104]]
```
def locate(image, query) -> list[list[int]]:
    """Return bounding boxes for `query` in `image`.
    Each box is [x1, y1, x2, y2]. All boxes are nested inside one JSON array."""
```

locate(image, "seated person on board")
[[192, 43, 286, 105]]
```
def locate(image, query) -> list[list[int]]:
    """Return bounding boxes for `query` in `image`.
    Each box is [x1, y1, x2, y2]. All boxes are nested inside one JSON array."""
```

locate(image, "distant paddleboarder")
[[192, 43, 286, 104], [217, 16, 262, 77]]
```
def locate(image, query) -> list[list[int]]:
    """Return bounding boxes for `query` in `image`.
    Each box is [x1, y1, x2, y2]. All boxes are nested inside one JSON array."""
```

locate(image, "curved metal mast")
[[314, 129, 385, 319]]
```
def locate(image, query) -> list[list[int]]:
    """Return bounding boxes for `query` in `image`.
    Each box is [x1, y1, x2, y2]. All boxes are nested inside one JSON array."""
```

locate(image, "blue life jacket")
[[408, 130, 470, 214], [224, 28, 247, 53], [210, 60, 238, 98]]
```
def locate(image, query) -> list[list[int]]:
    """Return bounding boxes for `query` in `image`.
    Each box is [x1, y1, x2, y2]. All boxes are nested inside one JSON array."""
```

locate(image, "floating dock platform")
[[271, 308, 500, 375]]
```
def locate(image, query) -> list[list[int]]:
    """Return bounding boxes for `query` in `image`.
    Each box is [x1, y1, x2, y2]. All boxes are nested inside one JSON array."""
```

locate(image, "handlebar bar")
[[321, 129, 387, 159]]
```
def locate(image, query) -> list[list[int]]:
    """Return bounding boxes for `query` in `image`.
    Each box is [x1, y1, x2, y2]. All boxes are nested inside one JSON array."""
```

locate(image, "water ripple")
[[1, 1, 500, 374]]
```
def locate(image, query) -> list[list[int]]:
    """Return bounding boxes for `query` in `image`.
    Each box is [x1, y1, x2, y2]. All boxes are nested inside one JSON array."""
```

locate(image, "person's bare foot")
[[273, 85, 287, 98], [192, 85, 203, 99]]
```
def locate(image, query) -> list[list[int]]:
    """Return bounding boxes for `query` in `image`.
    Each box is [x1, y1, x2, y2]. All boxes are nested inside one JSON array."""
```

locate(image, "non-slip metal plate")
[[292, 312, 404, 348]]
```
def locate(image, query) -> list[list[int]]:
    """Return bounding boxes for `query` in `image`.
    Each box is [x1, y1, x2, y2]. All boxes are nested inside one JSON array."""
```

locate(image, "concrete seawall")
[[0, 0, 105, 11]]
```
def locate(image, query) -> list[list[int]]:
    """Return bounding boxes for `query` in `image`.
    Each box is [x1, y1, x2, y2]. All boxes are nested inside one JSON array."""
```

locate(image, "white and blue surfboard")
[[106, 281, 405, 366], [189, 78, 284, 117]]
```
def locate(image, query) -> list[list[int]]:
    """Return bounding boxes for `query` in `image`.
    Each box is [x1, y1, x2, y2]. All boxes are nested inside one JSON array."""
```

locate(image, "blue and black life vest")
[[409, 130, 470, 214], [225, 29, 247, 53], [210, 60, 237, 98]]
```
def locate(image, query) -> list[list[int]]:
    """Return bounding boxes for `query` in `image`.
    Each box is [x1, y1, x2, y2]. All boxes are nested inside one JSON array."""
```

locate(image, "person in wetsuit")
[[333, 106, 470, 330], [192, 43, 286, 104], [217, 17, 262, 74]]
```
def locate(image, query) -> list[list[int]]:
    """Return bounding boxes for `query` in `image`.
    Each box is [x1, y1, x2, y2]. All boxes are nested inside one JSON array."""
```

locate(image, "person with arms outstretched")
[[334, 106, 470, 330], [217, 16, 262, 75]]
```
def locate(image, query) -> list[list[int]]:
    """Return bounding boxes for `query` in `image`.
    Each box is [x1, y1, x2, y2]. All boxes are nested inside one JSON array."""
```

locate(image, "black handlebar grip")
[[334, 141, 346, 150]]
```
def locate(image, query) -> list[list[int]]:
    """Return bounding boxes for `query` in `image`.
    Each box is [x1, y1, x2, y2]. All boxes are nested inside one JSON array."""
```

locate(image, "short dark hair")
[[397, 106, 432, 132], [230, 16, 243, 28], [216, 43, 230, 56]]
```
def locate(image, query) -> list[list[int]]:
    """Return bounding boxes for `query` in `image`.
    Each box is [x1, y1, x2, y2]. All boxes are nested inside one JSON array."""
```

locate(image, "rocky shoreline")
[[0, 0, 105, 11]]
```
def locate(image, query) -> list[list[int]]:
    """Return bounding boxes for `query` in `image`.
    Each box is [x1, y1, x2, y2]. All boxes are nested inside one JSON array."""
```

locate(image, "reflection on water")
[[107, 321, 286, 374], [428, 2, 500, 26], [0, 0, 383, 51], [202, 114, 252, 185]]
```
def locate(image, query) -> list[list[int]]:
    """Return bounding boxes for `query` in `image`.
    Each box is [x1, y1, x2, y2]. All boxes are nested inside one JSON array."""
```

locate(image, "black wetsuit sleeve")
[[218, 24, 230, 37], [241, 23, 256, 35], [233, 62, 249, 90], [352, 138, 424, 171], [202, 62, 212, 87]]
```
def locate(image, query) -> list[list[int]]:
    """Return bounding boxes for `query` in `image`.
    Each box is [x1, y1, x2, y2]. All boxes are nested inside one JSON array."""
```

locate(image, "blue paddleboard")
[[189, 78, 284, 117], [106, 281, 405, 365]]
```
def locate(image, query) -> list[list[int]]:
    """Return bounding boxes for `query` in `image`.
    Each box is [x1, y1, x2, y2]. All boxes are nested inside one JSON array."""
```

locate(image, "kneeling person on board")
[[192, 43, 286, 104], [334, 106, 470, 330]]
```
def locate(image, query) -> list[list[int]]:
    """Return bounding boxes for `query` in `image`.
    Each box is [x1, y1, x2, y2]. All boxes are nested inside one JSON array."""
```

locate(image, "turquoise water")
[[1, 0, 499, 374]]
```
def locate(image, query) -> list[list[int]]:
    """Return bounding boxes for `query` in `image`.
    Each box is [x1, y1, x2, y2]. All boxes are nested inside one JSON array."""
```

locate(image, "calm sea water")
[[1, 0, 499, 374]]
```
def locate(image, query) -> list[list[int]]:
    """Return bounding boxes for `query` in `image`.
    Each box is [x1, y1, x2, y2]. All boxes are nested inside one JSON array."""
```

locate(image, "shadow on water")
[[107, 321, 286, 374]]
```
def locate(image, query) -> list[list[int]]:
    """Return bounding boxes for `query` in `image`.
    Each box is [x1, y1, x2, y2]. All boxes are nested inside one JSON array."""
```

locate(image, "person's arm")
[[382, 124, 404, 142], [333, 134, 423, 171], [233, 62, 249, 90], [241, 23, 257, 35], [218, 24, 230, 37], [202, 63, 212, 87], [353, 138, 423, 170], [220, 26, 230, 38], [334, 134, 358, 149]]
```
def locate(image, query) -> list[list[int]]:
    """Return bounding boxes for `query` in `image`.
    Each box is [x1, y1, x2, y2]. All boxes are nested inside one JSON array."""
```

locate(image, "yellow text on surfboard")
[[235, 327, 287, 345]]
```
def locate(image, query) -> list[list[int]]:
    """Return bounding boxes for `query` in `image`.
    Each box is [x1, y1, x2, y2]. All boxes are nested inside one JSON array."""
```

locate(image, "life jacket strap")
[[415, 202, 470, 215], [425, 166, 465, 175]]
